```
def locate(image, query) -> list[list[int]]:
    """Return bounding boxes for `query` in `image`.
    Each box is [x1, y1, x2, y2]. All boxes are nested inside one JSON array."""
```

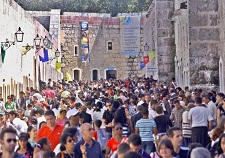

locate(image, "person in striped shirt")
[[135, 107, 158, 154]]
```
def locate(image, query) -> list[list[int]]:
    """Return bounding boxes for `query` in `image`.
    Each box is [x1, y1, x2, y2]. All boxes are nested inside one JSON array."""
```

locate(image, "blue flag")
[[140, 61, 145, 70], [39, 48, 49, 62]]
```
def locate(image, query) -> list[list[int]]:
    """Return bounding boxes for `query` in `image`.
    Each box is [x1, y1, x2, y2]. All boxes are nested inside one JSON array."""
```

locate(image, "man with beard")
[[0, 127, 26, 158]]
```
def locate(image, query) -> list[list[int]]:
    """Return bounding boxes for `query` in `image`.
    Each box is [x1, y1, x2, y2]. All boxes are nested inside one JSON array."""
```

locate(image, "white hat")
[[66, 108, 79, 118], [40, 98, 45, 102]]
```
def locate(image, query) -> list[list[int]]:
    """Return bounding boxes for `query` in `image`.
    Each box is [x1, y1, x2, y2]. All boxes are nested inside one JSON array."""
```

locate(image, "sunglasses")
[[67, 139, 75, 143], [6, 138, 17, 143], [115, 127, 123, 131]]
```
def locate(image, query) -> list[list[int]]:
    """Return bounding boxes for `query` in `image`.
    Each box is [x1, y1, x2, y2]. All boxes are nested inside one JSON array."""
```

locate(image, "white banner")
[[120, 16, 140, 56]]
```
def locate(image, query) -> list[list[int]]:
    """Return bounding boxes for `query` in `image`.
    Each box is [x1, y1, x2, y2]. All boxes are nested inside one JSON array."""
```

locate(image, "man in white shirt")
[[203, 94, 217, 126]]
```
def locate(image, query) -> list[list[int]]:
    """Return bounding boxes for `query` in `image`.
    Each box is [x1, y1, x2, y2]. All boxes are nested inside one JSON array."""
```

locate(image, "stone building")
[[142, 0, 224, 91]]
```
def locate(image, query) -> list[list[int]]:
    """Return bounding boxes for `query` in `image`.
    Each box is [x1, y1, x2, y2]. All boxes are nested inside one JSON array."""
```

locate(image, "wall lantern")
[[1, 27, 24, 50], [61, 55, 66, 63], [144, 43, 149, 51], [34, 34, 42, 49], [55, 49, 60, 58]]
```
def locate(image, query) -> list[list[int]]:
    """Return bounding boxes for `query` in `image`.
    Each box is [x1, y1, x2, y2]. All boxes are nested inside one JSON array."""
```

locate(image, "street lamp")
[[43, 36, 52, 49], [1, 27, 24, 50], [61, 55, 66, 63], [34, 34, 42, 49], [55, 49, 60, 58], [65, 60, 69, 66], [144, 43, 149, 51]]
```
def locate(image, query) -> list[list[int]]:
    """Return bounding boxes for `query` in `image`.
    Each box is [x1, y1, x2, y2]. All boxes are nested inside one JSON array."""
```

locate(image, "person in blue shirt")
[[74, 123, 102, 158]]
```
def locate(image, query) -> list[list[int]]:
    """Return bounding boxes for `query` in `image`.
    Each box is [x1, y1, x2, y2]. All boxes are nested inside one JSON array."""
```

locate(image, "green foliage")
[[15, 0, 152, 16]]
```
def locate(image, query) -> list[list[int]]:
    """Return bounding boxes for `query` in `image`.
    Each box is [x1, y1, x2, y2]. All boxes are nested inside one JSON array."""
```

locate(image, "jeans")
[[183, 137, 191, 147], [141, 141, 155, 155]]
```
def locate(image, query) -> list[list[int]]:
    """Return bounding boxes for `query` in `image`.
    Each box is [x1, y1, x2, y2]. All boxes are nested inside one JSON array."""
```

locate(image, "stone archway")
[[73, 68, 82, 81], [91, 68, 100, 81]]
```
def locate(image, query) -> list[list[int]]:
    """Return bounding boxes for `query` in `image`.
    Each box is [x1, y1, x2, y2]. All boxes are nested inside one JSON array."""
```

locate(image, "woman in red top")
[[105, 123, 127, 158]]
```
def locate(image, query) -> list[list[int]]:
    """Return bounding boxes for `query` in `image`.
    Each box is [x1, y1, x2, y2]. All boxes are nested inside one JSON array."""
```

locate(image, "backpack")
[[97, 129, 108, 151]]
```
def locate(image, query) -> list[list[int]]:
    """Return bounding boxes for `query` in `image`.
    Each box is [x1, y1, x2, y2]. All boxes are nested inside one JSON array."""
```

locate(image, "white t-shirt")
[[188, 106, 213, 127], [206, 101, 217, 120]]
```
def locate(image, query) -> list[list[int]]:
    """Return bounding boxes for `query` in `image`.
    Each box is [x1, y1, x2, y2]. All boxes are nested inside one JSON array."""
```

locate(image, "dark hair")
[[141, 107, 149, 115], [114, 106, 127, 126], [128, 134, 142, 146], [117, 143, 130, 155], [70, 96, 76, 102], [27, 126, 35, 133], [113, 100, 120, 110], [37, 137, 49, 149], [62, 126, 77, 135], [0, 127, 17, 140], [155, 105, 163, 114], [195, 96, 202, 104], [95, 102, 103, 112], [60, 133, 74, 151], [43, 151, 55, 158], [173, 99, 180, 104], [124, 151, 142, 158], [94, 119, 102, 128], [167, 127, 182, 138], [39, 121, 46, 129], [136, 105, 143, 112], [158, 139, 174, 154], [36, 109, 44, 115], [44, 110, 55, 117], [217, 133, 225, 155], [150, 100, 158, 106]]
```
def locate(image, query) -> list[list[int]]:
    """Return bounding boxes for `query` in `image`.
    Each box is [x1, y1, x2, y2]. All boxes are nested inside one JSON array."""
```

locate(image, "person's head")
[[145, 95, 151, 103], [44, 110, 56, 128], [203, 95, 211, 104], [8, 111, 17, 122], [195, 96, 202, 105], [117, 143, 130, 158], [211, 126, 223, 141], [191, 147, 211, 158], [80, 123, 94, 141], [0, 127, 18, 153], [62, 126, 78, 143], [18, 133, 29, 149], [67, 108, 80, 126], [167, 127, 183, 147], [150, 100, 158, 109], [124, 151, 142, 158], [217, 133, 225, 155], [27, 126, 37, 139], [186, 103, 195, 111], [155, 105, 164, 114], [113, 123, 123, 137], [136, 105, 143, 113], [39, 121, 47, 129], [128, 134, 142, 152], [36, 109, 44, 117], [188, 143, 203, 158], [17, 108, 24, 118], [7, 95, 12, 103], [106, 100, 113, 111], [173, 99, 181, 108], [43, 151, 55, 158], [60, 133, 75, 151], [94, 119, 102, 129], [217, 93, 225, 103], [36, 137, 51, 151], [95, 102, 103, 112], [141, 107, 149, 117], [158, 139, 174, 158], [59, 109, 67, 118]]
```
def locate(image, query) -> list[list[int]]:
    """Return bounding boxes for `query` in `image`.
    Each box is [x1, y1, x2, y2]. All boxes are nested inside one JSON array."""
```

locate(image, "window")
[[107, 42, 112, 51], [74, 45, 79, 56]]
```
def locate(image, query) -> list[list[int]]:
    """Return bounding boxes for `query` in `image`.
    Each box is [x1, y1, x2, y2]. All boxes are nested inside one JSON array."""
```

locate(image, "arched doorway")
[[74, 70, 80, 81], [106, 70, 117, 79]]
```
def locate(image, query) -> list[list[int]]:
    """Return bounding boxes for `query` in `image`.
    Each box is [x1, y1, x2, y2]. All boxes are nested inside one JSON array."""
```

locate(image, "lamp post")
[[1, 27, 24, 50], [144, 43, 149, 52], [34, 34, 42, 49]]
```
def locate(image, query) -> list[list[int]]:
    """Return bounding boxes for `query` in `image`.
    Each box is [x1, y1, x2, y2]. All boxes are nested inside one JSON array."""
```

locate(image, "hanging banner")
[[140, 61, 145, 70], [143, 55, 149, 65], [149, 50, 156, 61], [120, 16, 140, 56], [80, 22, 90, 62]]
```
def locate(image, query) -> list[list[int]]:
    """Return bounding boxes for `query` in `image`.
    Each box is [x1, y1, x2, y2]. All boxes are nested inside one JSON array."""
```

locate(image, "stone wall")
[[142, 0, 175, 83], [60, 16, 145, 80], [188, 0, 220, 89]]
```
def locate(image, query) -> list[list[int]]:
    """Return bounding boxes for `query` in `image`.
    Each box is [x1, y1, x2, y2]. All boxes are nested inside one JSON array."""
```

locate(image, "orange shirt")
[[36, 124, 64, 150]]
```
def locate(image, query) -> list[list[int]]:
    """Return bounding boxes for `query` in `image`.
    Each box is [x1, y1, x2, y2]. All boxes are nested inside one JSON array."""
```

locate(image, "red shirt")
[[36, 124, 64, 150], [106, 138, 122, 153]]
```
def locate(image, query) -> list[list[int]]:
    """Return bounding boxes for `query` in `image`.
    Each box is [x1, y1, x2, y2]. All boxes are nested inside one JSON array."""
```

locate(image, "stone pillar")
[[188, 0, 220, 89], [155, 0, 175, 83]]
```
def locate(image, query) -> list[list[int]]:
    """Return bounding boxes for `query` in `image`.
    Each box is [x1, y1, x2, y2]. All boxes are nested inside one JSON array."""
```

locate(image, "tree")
[[15, 0, 152, 16]]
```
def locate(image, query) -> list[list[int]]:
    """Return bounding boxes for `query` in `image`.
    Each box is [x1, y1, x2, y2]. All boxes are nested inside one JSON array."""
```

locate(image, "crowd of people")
[[0, 77, 224, 158]]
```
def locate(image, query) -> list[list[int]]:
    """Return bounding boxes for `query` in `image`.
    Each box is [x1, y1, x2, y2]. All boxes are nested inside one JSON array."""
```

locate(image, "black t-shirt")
[[102, 110, 115, 133], [173, 147, 189, 158], [154, 115, 172, 133]]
